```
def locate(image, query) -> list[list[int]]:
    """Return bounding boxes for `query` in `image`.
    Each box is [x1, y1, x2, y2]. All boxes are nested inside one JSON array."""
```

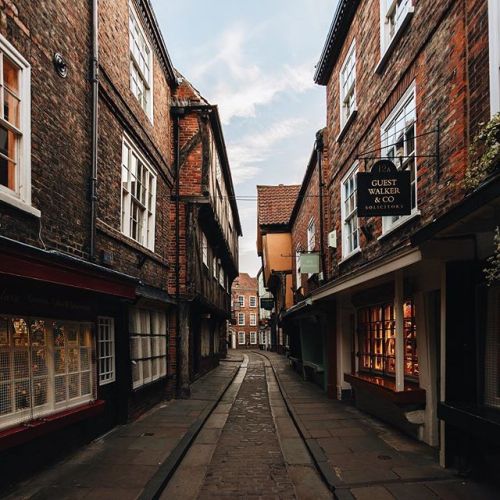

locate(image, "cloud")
[[189, 24, 316, 124], [227, 117, 307, 185]]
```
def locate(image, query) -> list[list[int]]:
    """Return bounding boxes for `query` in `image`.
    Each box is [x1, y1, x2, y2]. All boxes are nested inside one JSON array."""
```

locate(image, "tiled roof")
[[233, 273, 258, 290], [257, 185, 301, 226]]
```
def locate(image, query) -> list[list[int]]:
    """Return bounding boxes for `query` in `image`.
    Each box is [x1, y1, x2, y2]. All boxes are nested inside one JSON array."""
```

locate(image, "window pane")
[[3, 56, 19, 94], [0, 126, 17, 190]]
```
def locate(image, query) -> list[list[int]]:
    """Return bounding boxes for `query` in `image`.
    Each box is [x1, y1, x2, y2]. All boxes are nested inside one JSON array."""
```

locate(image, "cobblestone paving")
[[198, 355, 296, 499]]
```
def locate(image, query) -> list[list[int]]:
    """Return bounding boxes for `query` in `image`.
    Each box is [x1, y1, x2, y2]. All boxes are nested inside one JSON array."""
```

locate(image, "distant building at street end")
[[229, 273, 259, 349]]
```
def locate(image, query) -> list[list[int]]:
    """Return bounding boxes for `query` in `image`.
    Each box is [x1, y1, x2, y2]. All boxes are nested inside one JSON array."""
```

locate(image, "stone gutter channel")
[[139, 356, 247, 500]]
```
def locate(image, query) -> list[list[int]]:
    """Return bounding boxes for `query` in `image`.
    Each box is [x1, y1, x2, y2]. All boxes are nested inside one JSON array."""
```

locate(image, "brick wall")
[[231, 275, 259, 348], [322, 0, 476, 279], [0, 0, 92, 257]]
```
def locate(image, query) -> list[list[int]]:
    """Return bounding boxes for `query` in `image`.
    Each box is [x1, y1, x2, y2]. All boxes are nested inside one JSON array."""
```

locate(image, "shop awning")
[[411, 175, 500, 245], [0, 236, 138, 299]]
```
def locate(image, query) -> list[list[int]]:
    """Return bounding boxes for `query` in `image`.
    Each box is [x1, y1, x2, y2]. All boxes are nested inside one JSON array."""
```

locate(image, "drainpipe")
[[315, 130, 326, 281], [90, 0, 99, 260], [172, 108, 184, 396]]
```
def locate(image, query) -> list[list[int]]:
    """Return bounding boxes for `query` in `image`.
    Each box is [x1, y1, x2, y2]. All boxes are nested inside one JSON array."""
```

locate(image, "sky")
[[152, 0, 338, 277]]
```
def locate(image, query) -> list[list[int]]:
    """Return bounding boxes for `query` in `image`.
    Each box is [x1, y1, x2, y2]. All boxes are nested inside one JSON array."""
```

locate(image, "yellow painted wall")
[[262, 232, 292, 283]]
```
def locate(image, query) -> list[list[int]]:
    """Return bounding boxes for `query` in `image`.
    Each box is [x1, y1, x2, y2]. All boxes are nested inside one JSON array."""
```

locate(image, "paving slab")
[[3, 361, 240, 500], [259, 351, 497, 500]]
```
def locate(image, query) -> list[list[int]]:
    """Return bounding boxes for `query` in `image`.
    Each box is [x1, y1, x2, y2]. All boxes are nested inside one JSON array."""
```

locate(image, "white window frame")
[[341, 162, 360, 258], [130, 308, 168, 389], [380, 82, 418, 234], [238, 332, 246, 345], [379, 0, 414, 64], [98, 317, 115, 385], [489, 0, 500, 116], [238, 295, 245, 308], [339, 40, 356, 131], [295, 245, 301, 289], [0, 35, 38, 217], [121, 135, 157, 251], [237, 313, 245, 326], [307, 218, 316, 278], [249, 296, 257, 308], [250, 313, 257, 326], [129, 1, 153, 121], [250, 332, 257, 345], [212, 255, 218, 279], [219, 264, 225, 288], [201, 232, 208, 267], [307, 218, 316, 253]]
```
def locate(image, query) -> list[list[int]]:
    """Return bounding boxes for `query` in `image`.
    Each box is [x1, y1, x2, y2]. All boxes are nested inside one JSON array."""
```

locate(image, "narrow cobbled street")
[[197, 355, 296, 499]]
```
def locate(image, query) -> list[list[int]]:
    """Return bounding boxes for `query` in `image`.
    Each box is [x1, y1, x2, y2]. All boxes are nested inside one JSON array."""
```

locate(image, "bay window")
[[0, 316, 94, 430], [357, 300, 418, 379], [381, 83, 417, 232], [121, 137, 157, 251], [129, 308, 168, 389]]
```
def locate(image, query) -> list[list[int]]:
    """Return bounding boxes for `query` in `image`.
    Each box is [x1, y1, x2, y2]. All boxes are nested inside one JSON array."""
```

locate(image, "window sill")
[[336, 109, 358, 143], [345, 372, 425, 405], [340, 247, 361, 264], [375, 9, 414, 75], [378, 210, 421, 241], [0, 191, 41, 217], [0, 400, 105, 452]]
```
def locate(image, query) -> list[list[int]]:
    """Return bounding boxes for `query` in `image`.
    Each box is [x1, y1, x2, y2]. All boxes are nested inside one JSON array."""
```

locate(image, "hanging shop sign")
[[356, 160, 411, 217], [260, 298, 274, 311], [300, 252, 320, 274]]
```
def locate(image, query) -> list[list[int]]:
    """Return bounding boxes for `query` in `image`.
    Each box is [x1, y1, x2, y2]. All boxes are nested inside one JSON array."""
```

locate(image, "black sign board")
[[356, 160, 411, 217], [260, 298, 274, 311]]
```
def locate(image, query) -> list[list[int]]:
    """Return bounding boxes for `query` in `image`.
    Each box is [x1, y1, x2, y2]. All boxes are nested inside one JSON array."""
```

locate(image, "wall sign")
[[300, 252, 320, 274], [260, 298, 274, 311], [356, 160, 411, 217]]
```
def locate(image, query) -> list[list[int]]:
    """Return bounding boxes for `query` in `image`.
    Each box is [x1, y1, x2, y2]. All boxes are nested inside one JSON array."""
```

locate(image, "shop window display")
[[0, 316, 94, 430], [357, 300, 418, 380]]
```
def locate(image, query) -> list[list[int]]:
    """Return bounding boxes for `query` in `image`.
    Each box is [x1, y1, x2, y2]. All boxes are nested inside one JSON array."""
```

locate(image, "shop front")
[[314, 251, 441, 446], [0, 237, 137, 485]]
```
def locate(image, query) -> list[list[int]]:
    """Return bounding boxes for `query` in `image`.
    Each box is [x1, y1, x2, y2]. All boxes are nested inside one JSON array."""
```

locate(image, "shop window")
[[484, 287, 500, 408], [0, 35, 36, 215], [381, 83, 417, 233], [238, 332, 245, 345], [340, 41, 356, 130], [0, 317, 94, 431], [129, 1, 153, 120], [121, 137, 157, 251], [357, 300, 418, 379], [341, 163, 359, 257], [98, 317, 115, 385], [130, 308, 167, 389], [250, 332, 257, 345], [250, 313, 257, 326]]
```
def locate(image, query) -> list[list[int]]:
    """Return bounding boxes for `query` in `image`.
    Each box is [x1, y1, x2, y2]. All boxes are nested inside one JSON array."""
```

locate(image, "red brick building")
[[0, 0, 239, 484], [281, 0, 500, 475], [230, 273, 259, 349]]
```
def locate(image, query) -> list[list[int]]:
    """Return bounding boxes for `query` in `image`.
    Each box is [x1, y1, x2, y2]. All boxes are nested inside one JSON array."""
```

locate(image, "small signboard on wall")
[[357, 160, 411, 217], [300, 252, 320, 274], [260, 298, 274, 311]]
